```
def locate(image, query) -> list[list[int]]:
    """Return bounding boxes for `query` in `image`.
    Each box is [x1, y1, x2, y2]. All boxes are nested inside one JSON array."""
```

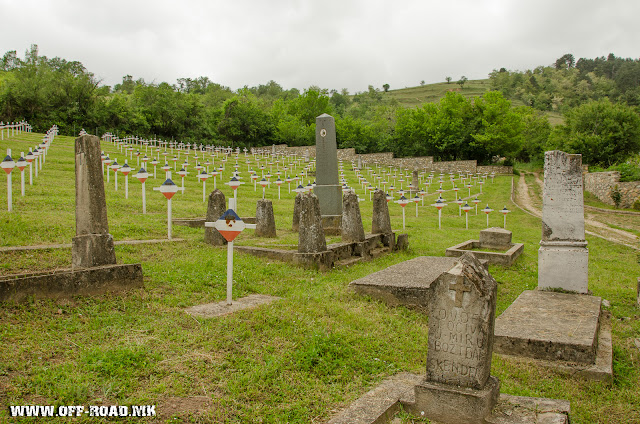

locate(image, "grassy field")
[[386, 80, 565, 126], [0, 133, 639, 423]]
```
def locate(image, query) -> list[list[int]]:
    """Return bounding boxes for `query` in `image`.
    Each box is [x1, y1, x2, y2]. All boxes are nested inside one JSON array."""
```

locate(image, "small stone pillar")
[[298, 193, 327, 254], [342, 191, 365, 243], [292, 193, 302, 231], [412, 170, 419, 191], [204, 189, 227, 246], [255, 199, 276, 238], [372, 190, 392, 234], [72, 135, 117, 268], [538, 151, 588, 293], [413, 252, 499, 424]]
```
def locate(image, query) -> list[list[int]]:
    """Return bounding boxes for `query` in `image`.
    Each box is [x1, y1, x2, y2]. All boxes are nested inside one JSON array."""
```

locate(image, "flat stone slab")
[[494, 290, 603, 365], [446, 240, 524, 266], [0, 263, 143, 303], [327, 373, 570, 424], [185, 294, 282, 318], [349, 257, 460, 312]]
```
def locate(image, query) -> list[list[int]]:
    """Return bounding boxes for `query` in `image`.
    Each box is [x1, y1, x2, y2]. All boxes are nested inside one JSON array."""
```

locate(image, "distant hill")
[[383, 79, 565, 126], [384, 79, 491, 108]]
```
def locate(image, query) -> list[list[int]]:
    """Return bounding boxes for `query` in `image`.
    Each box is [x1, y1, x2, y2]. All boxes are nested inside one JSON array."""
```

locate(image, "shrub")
[[611, 185, 622, 208]]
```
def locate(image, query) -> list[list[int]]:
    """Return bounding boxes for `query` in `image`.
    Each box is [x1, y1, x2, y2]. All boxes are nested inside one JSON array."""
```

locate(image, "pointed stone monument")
[[313, 114, 342, 234]]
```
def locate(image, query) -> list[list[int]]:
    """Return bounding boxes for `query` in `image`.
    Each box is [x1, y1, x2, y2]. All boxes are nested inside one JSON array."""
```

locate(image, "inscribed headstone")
[[313, 114, 342, 216]]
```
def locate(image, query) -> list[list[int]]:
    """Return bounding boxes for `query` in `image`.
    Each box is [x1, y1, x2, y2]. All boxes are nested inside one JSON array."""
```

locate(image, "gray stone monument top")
[[75, 135, 110, 236], [315, 114, 339, 186], [371, 190, 392, 235], [426, 252, 497, 390], [542, 150, 585, 243], [314, 114, 342, 216]]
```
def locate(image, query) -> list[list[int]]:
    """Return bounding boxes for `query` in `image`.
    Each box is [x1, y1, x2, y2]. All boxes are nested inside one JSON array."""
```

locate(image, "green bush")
[[633, 198, 640, 210], [611, 185, 622, 208]]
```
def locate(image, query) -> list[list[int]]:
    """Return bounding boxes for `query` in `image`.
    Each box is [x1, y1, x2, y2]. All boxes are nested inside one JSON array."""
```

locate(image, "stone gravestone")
[[411, 170, 419, 192], [341, 191, 365, 243], [371, 189, 392, 234], [72, 135, 117, 268], [313, 114, 342, 217], [255, 199, 276, 238], [292, 193, 302, 231], [538, 150, 588, 293], [204, 189, 227, 246], [298, 193, 327, 254], [413, 252, 499, 424]]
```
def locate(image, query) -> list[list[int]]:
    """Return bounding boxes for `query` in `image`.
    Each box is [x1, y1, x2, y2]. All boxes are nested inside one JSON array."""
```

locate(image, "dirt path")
[[513, 172, 639, 250]]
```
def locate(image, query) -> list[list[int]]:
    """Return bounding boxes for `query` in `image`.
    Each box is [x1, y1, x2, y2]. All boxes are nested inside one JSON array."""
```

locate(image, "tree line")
[[1, 45, 639, 166]]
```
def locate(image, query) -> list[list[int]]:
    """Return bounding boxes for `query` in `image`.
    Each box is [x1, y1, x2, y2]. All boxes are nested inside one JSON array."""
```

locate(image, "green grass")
[[0, 133, 639, 423]]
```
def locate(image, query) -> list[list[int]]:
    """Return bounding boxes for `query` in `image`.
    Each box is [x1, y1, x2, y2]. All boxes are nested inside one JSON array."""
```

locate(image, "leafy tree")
[[382, 83, 390, 92], [548, 99, 640, 165], [420, 80, 425, 86], [457, 76, 468, 89], [217, 89, 274, 146], [287, 89, 332, 126], [555, 53, 575, 70], [445, 77, 452, 84]]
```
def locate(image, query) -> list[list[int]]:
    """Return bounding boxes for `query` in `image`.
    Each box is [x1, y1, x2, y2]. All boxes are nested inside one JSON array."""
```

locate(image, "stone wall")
[[427, 160, 477, 174], [252, 143, 514, 176], [477, 165, 513, 175], [584, 171, 640, 209]]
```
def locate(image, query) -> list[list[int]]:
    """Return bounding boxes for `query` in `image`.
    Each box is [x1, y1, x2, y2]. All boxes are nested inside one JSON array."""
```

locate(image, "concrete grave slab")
[[446, 240, 524, 266], [185, 294, 282, 318], [326, 373, 570, 424], [349, 257, 460, 313], [494, 290, 612, 381]]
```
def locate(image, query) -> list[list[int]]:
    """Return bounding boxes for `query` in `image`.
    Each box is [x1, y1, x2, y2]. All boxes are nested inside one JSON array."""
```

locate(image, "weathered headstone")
[[342, 191, 365, 243], [372, 189, 392, 234], [298, 193, 327, 253], [538, 150, 588, 293], [313, 114, 342, 217], [255, 199, 276, 238], [204, 189, 227, 246], [411, 170, 419, 191], [413, 252, 499, 424], [292, 193, 302, 231], [72, 135, 117, 268]]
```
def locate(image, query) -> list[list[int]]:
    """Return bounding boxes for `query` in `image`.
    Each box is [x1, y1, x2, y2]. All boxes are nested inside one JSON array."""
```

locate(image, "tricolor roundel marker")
[[159, 177, 179, 199], [213, 209, 246, 242]]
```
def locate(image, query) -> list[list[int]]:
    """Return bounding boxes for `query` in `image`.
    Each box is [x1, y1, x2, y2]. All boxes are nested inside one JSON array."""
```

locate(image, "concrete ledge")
[[185, 294, 282, 318], [0, 263, 143, 303], [235, 232, 397, 271], [326, 373, 570, 424], [446, 240, 524, 266]]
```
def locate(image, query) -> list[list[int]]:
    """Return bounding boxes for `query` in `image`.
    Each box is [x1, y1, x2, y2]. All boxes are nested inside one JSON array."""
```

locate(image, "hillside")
[[385, 79, 491, 107], [384, 79, 565, 126]]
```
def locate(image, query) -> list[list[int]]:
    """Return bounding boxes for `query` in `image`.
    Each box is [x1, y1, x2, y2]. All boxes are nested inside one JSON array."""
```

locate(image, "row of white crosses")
[[0, 125, 58, 211], [0, 120, 32, 140]]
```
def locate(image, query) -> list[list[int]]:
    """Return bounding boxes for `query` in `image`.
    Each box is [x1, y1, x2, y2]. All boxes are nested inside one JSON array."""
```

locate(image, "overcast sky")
[[1, 0, 638, 93]]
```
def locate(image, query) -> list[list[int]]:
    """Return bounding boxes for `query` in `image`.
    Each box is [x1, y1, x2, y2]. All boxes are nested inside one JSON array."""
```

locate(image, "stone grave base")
[[185, 294, 282, 318], [446, 240, 524, 266], [409, 377, 500, 424], [322, 214, 342, 236], [0, 264, 143, 303], [494, 290, 612, 381], [349, 257, 486, 314], [235, 232, 398, 272], [326, 373, 570, 424], [538, 242, 588, 293]]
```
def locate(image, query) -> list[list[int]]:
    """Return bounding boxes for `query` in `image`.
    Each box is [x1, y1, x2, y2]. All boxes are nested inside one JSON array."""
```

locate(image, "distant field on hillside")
[[385, 79, 491, 107], [385, 79, 565, 125]]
